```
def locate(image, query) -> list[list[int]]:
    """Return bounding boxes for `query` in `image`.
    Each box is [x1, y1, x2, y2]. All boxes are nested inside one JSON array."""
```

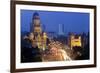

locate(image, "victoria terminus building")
[[21, 12, 89, 63]]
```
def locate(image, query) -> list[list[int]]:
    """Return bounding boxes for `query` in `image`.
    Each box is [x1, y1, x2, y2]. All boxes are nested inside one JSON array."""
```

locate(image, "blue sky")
[[21, 10, 89, 35]]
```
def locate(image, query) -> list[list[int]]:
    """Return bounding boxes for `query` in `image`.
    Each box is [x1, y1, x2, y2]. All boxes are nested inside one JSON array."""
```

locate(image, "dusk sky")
[[21, 10, 89, 35]]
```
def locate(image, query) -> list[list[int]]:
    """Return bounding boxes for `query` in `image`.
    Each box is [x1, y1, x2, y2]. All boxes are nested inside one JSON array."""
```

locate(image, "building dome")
[[33, 12, 40, 19]]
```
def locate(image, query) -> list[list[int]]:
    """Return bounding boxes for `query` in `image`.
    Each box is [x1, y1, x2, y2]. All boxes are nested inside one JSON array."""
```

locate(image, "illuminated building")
[[42, 32, 48, 50], [25, 12, 48, 50], [68, 33, 82, 49]]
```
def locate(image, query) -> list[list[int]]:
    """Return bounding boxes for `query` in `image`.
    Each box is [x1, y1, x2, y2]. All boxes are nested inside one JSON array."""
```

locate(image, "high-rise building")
[[58, 24, 64, 35]]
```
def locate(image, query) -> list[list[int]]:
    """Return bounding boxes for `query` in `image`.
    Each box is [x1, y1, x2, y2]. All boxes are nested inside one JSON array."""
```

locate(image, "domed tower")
[[32, 12, 42, 34], [28, 12, 48, 50], [30, 12, 43, 49]]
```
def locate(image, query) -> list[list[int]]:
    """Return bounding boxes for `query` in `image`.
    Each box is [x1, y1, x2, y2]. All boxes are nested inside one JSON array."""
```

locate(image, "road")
[[42, 41, 72, 61]]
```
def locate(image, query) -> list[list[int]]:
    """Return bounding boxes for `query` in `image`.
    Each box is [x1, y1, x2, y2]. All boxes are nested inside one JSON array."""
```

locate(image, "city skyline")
[[21, 10, 90, 35], [21, 10, 90, 63]]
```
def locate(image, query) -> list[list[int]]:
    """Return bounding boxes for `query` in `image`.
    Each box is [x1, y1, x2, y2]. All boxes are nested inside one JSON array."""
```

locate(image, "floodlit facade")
[[68, 33, 82, 49], [26, 12, 48, 50]]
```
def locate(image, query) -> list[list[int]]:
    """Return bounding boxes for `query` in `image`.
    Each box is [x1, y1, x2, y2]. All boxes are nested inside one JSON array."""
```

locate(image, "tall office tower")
[[58, 24, 64, 35]]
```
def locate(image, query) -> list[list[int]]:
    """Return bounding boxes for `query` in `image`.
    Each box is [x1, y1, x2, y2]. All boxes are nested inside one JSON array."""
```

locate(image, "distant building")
[[58, 24, 64, 35], [47, 32, 57, 39], [81, 32, 89, 48], [68, 33, 82, 49]]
